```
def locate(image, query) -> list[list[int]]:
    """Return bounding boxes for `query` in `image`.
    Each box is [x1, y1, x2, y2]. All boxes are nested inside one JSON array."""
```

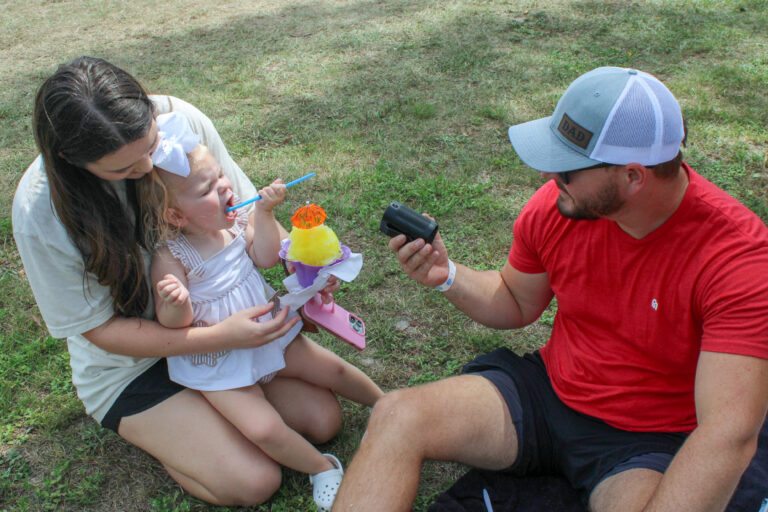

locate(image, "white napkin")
[[279, 251, 363, 310]]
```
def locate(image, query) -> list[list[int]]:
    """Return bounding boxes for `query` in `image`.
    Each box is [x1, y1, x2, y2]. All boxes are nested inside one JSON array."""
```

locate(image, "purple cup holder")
[[279, 240, 350, 288]]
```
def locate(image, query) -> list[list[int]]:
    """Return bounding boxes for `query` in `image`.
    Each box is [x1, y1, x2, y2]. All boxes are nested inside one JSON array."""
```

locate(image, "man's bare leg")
[[332, 374, 518, 512], [589, 468, 663, 512]]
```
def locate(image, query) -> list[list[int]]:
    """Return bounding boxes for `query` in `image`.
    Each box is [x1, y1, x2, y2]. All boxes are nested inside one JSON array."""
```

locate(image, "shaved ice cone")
[[281, 203, 348, 287], [287, 224, 342, 266]]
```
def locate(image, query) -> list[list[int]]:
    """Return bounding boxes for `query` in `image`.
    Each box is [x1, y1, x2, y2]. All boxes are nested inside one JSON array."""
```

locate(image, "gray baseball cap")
[[508, 67, 684, 173]]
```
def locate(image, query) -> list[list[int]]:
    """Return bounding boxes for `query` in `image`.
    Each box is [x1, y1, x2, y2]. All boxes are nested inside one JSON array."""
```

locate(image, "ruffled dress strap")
[[164, 234, 204, 273]]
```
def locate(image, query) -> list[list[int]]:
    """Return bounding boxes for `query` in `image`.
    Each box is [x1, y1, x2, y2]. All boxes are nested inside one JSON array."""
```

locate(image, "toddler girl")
[[142, 112, 383, 511]]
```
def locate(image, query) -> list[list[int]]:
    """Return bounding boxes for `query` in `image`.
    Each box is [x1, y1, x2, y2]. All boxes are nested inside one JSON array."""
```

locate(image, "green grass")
[[1, 0, 767, 510]]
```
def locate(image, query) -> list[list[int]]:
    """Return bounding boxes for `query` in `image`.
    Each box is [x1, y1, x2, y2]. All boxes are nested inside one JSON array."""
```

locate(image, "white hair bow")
[[151, 112, 201, 177]]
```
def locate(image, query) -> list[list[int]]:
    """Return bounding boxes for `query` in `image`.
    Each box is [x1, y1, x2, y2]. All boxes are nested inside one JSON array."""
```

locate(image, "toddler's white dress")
[[164, 209, 302, 391]]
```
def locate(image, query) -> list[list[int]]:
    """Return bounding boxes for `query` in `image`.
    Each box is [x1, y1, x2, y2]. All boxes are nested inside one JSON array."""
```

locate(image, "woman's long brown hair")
[[33, 57, 156, 317]]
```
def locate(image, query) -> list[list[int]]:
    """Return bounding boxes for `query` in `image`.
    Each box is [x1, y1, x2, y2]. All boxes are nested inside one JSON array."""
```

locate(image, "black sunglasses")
[[559, 162, 615, 185]]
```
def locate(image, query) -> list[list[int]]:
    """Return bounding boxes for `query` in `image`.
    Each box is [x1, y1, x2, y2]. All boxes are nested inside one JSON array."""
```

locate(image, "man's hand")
[[636, 352, 768, 512], [388, 228, 450, 287]]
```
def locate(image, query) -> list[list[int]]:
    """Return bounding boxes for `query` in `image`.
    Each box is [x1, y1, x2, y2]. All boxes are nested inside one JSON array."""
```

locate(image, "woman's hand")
[[215, 302, 301, 349], [388, 228, 450, 287]]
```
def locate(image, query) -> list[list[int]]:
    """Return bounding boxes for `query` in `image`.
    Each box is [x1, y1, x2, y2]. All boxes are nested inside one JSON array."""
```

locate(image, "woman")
[[12, 56, 343, 506]]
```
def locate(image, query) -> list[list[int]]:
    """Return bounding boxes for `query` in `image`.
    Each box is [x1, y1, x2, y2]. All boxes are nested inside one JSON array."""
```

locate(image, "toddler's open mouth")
[[225, 197, 237, 220]]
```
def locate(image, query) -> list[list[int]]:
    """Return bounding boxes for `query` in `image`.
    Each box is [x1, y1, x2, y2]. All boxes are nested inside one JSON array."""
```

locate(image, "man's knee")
[[367, 387, 431, 438]]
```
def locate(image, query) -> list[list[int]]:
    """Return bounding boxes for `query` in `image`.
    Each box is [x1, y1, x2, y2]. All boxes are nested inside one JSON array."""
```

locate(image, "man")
[[332, 67, 768, 512]]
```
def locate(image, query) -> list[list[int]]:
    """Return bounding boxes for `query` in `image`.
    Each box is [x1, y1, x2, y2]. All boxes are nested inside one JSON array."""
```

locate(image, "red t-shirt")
[[509, 163, 768, 433]]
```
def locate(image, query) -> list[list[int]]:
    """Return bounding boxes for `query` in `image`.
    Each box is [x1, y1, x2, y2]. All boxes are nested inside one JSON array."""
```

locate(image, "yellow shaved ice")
[[287, 224, 342, 266]]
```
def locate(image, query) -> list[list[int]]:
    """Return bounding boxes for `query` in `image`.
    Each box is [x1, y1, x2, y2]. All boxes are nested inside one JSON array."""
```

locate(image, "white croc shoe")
[[309, 453, 344, 512]]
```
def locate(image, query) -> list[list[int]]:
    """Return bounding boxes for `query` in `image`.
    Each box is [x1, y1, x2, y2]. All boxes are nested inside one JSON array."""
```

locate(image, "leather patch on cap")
[[557, 113, 593, 149]]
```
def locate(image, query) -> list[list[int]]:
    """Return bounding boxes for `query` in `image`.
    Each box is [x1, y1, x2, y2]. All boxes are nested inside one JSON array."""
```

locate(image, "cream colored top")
[[12, 96, 257, 422]]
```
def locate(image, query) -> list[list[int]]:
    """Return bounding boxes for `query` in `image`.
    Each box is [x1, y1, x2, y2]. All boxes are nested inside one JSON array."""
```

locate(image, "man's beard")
[[556, 180, 625, 220]]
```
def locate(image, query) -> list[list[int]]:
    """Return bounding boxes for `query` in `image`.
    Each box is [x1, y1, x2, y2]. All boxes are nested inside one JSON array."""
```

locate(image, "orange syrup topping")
[[291, 203, 327, 229]]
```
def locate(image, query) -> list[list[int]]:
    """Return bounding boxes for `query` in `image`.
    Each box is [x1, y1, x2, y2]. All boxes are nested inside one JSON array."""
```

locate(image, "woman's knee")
[[236, 463, 282, 506], [164, 455, 282, 507], [213, 461, 282, 506], [303, 395, 342, 443]]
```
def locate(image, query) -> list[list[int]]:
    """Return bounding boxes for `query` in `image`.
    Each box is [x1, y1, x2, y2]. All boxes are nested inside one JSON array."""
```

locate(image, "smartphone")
[[302, 294, 366, 350], [379, 201, 438, 244], [266, 292, 281, 318]]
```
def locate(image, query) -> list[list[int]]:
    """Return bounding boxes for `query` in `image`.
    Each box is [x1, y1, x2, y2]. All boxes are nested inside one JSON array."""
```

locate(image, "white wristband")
[[435, 259, 456, 292]]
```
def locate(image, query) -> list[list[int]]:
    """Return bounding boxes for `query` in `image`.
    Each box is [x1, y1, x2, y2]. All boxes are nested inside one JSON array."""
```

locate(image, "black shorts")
[[101, 359, 185, 433], [463, 349, 688, 499]]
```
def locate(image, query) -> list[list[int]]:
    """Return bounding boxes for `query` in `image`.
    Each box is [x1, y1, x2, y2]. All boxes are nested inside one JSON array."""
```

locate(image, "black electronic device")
[[379, 201, 438, 244]]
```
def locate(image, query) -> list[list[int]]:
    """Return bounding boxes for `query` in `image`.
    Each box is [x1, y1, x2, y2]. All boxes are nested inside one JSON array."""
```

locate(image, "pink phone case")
[[302, 294, 366, 350]]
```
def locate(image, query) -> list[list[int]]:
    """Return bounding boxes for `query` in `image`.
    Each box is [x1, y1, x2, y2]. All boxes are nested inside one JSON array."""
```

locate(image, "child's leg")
[[262, 376, 342, 444], [278, 334, 384, 407], [202, 386, 334, 475]]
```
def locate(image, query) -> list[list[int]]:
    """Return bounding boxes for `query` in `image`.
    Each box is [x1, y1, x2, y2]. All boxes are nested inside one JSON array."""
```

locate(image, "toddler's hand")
[[256, 179, 287, 212], [156, 274, 190, 307]]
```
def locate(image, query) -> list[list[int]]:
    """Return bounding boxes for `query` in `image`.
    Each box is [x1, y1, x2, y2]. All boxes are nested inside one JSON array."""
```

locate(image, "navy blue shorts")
[[101, 359, 185, 433], [463, 349, 688, 500]]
